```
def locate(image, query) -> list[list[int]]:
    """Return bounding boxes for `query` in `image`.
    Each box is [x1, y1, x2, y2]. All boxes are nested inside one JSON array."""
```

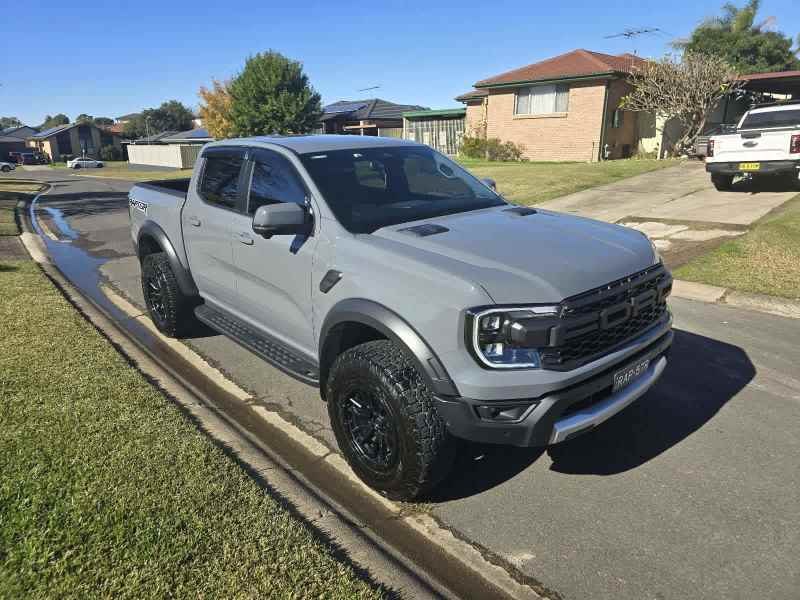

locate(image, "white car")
[[67, 157, 104, 169], [0, 161, 16, 173], [705, 100, 800, 190]]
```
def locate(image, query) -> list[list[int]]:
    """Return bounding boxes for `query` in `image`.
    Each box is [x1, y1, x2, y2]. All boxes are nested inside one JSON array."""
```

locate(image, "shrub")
[[99, 145, 122, 161], [460, 136, 526, 161]]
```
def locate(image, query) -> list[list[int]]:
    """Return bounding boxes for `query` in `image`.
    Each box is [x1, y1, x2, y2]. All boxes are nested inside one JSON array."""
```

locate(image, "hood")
[[371, 206, 657, 304]]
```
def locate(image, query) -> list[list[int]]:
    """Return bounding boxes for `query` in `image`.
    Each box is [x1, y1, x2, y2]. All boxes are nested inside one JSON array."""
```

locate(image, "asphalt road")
[[25, 169, 800, 600]]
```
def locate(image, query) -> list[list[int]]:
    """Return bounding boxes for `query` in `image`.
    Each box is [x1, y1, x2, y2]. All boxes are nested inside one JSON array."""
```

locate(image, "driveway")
[[25, 170, 800, 600]]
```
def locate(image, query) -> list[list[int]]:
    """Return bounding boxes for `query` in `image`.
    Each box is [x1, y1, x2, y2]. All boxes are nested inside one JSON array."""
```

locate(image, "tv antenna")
[[604, 27, 669, 55], [357, 85, 381, 92]]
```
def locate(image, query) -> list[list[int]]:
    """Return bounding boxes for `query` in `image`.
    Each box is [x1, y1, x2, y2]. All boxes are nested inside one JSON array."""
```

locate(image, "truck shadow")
[[430, 328, 754, 501], [732, 176, 799, 194]]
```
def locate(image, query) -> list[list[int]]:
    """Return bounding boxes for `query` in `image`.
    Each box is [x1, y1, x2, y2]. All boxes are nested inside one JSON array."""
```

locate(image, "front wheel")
[[73, 164, 81, 169], [711, 173, 734, 191], [1, 166, 9, 173], [141, 252, 196, 337], [326, 340, 455, 501], [96, 163, 103, 168]]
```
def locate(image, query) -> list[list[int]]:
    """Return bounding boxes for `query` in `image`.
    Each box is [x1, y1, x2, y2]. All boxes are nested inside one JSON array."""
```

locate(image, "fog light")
[[475, 402, 538, 422]]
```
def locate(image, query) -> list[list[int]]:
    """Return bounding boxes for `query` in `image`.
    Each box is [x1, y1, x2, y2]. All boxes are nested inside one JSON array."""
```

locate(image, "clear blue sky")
[[2, 0, 798, 126]]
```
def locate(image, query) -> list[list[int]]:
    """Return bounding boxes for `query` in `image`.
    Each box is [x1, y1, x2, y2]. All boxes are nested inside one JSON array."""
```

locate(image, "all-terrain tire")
[[141, 252, 196, 337], [711, 173, 734, 191], [326, 340, 455, 501]]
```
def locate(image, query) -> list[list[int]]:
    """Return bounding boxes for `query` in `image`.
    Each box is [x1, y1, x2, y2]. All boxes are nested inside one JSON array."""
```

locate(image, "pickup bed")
[[705, 102, 800, 190], [129, 135, 673, 500]]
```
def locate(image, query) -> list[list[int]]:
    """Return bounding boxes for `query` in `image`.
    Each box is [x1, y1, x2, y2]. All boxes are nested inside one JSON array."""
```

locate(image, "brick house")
[[27, 122, 122, 162], [456, 49, 649, 161]]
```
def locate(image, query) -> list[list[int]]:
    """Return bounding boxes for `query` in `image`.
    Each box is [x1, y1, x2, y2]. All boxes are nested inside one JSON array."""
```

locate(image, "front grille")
[[540, 264, 671, 371]]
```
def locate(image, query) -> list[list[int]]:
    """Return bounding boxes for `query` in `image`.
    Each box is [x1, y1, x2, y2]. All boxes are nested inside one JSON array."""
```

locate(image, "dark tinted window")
[[247, 151, 307, 214], [740, 109, 800, 130], [299, 146, 504, 233], [200, 154, 244, 209]]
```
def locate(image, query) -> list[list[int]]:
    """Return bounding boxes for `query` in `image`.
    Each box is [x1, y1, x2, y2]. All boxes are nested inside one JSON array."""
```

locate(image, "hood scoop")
[[398, 223, 449, 237], [504, 206, 537, 217]]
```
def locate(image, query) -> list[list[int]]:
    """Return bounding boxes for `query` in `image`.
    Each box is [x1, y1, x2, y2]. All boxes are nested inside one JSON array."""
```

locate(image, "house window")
[[514, 84, 570, 116], [611, 108, 624, 128]]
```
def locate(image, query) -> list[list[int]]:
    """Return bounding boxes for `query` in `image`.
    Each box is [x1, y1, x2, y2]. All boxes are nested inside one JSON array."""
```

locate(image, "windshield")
[[299, 146, 505, 233], [740, 109, 800, 130]]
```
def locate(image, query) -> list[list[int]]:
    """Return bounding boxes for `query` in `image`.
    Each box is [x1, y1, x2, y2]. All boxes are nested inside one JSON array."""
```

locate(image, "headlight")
[[466, 305, 560, 369]]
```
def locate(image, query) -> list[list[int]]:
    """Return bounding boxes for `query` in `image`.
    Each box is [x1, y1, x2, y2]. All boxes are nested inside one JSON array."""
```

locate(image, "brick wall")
[[464, 100, 486, 137], [603, 79, 639, 158]]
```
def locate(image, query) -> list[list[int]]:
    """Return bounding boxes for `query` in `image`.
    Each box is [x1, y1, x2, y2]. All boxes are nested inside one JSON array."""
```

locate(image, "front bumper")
[[706, 160, 800, 175], [434, 327, 673, 447]]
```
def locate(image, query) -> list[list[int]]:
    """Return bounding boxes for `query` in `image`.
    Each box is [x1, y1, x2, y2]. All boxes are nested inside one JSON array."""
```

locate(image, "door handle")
[[237, 232, 254, 245], [187, 216, 201, 227]]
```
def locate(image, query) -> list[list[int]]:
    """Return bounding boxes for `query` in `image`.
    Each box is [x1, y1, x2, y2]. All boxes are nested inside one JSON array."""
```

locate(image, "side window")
[[403, 154, 471, 197], [247, 151, 307, 214], [354, 159, 388, 190], [199, 154, 244, 209]]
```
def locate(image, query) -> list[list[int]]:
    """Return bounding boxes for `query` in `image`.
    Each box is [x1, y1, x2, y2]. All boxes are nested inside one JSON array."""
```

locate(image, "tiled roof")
[[322, 98, 427, 121], [455, 89, 489, 102], [475, 49, 648, 88]]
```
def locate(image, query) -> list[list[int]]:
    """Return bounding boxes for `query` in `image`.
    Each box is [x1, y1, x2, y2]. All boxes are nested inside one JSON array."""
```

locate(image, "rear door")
[[182, 146, 247, 309], [229, 147, 317, 357]]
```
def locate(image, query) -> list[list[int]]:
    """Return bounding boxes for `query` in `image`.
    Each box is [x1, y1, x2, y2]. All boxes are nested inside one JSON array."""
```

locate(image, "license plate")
[[613, 358, 650, 392], [739, 162, 760, 171]]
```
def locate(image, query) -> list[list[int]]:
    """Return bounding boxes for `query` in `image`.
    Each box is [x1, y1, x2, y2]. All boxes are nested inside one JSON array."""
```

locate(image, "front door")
[[182, 146, 247, 310], [230, 147, 317, 358]]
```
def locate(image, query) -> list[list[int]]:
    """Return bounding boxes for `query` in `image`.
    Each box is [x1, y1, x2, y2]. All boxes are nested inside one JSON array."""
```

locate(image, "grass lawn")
[[457, 158, 677, 205], [0, 182, 46, 236], [675, 194, 800, 300], [50, 161, 193, 181], [0, 260, 383, 598]]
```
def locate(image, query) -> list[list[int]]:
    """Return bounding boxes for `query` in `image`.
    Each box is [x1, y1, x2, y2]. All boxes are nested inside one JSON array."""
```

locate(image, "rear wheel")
[[1, 165, 9, 173], [96, 163, 103, 168], [141, 252, 196, 337], [73, 164, 81, 169], [711, 173, 734, 191], [326, 340, 455, 501]]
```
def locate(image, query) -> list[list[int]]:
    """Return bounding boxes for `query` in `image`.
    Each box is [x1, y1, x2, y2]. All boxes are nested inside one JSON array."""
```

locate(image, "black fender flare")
[[319, 298, 459, 398], [136, 221, 198, 297]]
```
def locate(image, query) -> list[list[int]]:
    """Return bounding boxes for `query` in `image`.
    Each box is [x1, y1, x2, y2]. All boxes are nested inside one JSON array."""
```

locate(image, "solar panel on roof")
[[33, 124, 71, 138], [323, 102, 367, 114]]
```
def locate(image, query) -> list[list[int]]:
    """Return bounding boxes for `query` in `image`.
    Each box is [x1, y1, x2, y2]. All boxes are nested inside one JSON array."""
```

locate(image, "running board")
[[194, 304, 319, 386]]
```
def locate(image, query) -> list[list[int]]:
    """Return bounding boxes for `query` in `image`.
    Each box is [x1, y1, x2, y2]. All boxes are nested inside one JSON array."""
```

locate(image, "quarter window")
[[199, 154, 244, 209], [247, 151, 306, 214], [514, 84, 570, 115]]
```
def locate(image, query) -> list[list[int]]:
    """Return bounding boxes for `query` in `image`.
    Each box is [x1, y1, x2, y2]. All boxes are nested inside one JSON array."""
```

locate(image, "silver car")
[[0, 161, 16, 173], [67, 157, 104, 169]]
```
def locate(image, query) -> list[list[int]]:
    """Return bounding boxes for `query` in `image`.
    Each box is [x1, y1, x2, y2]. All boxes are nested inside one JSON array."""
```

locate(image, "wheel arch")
[[319, 299, 459, 400], [136, 221, 198, 297]]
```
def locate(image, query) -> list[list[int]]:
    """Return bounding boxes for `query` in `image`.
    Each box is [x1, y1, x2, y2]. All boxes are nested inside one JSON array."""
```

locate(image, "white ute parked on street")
[[705, 100, 800, 190]]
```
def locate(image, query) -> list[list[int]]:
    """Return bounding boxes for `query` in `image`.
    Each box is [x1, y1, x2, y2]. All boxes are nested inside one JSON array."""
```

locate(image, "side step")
[[195, 304, 319, 386]]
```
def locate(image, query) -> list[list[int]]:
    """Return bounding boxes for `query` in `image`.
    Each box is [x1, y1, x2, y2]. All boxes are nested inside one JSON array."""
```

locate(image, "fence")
[[402, 116, 465, 155], [127, 144, 203, 169]]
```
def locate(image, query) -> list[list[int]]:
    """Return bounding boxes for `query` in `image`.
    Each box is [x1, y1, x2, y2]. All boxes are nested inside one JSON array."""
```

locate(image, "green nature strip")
[[675, 194, 800, 300], [457, 158, 676, 205], [0, 260, 383, 599]]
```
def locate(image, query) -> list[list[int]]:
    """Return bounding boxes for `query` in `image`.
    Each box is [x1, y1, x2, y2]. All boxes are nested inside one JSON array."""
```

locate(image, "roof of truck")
[[221, 134, 421, 154]]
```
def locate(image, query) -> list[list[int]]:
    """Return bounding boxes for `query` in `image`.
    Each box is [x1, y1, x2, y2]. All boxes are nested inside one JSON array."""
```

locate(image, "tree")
[[678, 0, 800, 74], [621, 52, 745, 156], [39, 114, 70, 130], [198, 79, 234, 139], [0, 116, 23, 129], [123, 100, 194, 139], [93, 117, 114, 126], [228, 51, 321, 136]]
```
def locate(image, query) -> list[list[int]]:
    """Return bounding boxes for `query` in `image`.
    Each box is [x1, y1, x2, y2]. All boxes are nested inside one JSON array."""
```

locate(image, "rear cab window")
[[198, 148, 246, 210], [740, 108, 800, 130]]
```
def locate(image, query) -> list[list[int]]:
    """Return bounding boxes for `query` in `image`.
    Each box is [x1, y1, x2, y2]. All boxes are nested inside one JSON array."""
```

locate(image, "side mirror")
[[252, 203, 311, 239], [481, 178, 497, 191]]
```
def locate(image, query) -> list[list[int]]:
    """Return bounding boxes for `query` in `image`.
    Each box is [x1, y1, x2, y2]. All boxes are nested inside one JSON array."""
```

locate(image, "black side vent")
[[398, 224, 449, 237], [504, 206, 537, 216]]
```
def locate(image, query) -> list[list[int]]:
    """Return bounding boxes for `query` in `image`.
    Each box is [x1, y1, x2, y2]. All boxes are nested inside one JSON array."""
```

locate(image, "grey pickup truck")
[[128, 135, 673, 500]]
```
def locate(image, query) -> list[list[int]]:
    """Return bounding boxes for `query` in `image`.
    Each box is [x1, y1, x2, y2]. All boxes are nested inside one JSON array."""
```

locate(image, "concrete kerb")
[[671, 278, 800, 319]]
